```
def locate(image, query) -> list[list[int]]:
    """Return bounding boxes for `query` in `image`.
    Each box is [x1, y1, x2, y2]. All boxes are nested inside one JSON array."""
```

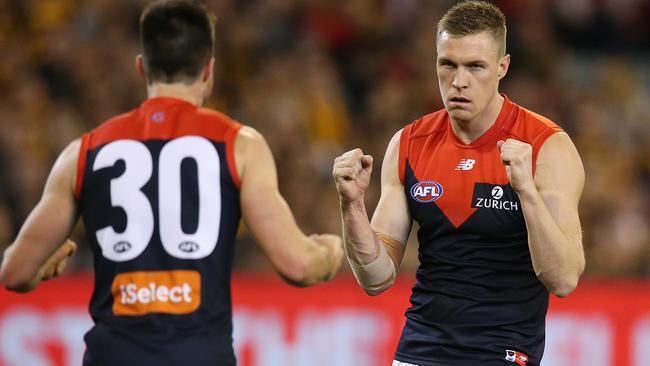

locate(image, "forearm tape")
[[348, 241, 396, 292]]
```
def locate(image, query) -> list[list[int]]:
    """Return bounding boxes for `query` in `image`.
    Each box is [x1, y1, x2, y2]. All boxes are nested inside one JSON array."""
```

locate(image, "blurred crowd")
[[0, 0, 649, 277]]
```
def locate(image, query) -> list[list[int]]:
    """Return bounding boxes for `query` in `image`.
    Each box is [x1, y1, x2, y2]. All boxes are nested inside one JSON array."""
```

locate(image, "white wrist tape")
[[349, 243, 396, 292]]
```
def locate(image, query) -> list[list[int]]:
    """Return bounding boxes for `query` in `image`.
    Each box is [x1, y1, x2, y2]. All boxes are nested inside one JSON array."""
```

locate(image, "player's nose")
[[452, 68, 469, 89]]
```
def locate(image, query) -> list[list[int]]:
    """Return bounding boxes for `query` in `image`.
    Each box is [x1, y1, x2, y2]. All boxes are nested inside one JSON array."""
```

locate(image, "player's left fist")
[[496, 139, 535, 194], [310, 234, 344, 281], [39, 239, 77, 281]]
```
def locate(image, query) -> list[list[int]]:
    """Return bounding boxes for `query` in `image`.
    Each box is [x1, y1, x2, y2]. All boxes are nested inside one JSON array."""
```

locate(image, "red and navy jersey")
[[75, 97, 242, 365], [394, 95, 563, 366]]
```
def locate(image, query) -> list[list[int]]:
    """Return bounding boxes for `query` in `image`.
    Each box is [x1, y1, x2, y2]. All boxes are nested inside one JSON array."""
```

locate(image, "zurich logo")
[[491, 186, 504, 199], [410, 181, 444, 203]]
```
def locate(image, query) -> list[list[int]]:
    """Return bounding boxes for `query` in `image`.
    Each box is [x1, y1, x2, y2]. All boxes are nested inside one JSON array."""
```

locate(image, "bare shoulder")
[[537, 132, 583, 167], [55, 138, 82, 175], [234, 125, 267, 153], [378, 129, 407, 190], [388, 129, 403, 148], [536, 132, 585, 197], [43, 138, 83, 196], [62, 138, 82, 159], [234, 126, 275, 183], [540, 131, 575, 149], [237, 125, 264, 141], [384, 128, 404, 159]]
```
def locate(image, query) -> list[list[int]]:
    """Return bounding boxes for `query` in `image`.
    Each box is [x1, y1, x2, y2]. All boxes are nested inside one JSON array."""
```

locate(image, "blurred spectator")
[[0, 0, 648, 277]]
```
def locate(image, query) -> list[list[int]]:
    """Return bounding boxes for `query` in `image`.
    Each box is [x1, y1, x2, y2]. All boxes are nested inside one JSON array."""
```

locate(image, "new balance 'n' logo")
[[455, 159, 476, 171]]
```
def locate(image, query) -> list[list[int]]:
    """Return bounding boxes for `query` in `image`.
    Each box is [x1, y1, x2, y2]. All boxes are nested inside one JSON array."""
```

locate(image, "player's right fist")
[[332, 148, 373, 204], [310, 234, 344, 281]]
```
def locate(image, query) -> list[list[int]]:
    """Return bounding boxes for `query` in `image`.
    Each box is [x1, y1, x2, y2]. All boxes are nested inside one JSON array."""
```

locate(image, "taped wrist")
[[349, 242, 396, 292]]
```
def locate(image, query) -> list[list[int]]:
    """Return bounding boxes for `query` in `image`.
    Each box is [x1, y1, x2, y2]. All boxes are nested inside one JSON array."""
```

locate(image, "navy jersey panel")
[[79, 139, 240, 364], [395, 162, 547, 366], [82, 323, 236, 366]]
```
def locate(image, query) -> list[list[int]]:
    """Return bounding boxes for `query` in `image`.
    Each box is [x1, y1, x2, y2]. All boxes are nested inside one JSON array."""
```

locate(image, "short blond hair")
[[437, 0, 507, 56]]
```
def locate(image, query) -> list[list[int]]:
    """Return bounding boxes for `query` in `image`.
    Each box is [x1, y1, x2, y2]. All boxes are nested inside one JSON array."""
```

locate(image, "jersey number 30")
[[93, 136, 221, 262]]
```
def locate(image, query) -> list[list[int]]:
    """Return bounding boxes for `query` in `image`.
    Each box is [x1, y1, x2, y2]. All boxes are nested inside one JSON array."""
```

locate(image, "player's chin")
[[447, 108, 474, 122]]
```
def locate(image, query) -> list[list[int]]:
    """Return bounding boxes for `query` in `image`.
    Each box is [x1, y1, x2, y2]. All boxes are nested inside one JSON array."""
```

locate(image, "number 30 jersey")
[[75, 97, 242, 365]]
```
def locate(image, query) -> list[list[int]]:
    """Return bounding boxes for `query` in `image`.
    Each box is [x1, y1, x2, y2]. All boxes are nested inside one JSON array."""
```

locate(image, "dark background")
[[0, 0, 648, 277]]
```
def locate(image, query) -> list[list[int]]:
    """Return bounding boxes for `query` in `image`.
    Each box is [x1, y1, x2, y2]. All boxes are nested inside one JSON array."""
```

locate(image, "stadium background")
[[0, 0, 649, 365]]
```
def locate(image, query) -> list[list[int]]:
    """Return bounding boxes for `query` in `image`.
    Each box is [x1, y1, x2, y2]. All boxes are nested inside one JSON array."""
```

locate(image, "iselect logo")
[[111, 270, 201, 316]]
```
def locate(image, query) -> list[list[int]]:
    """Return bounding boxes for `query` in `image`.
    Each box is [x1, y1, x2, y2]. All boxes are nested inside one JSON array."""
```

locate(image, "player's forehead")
[[436, 30, 500, 63]]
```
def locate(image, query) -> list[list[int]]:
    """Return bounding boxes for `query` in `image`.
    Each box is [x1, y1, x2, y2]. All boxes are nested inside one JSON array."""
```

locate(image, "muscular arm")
[[499, 133, 585, 297], [236, 127, 342, 286], [0, 140, 80, 292], [334, 131, 412, 295]]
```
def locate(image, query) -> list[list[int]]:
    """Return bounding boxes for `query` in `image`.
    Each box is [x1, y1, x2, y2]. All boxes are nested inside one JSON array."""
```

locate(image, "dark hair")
[[438, 0, 507, 56], [140, 0, 216, 84]]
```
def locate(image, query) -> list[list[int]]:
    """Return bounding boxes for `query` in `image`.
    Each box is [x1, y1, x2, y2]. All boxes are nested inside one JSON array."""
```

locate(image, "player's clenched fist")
[[332, 148, 374, 204], [39, 239, 77, 281], [309, 234, 344, 281], [497, 139, 535, 194]]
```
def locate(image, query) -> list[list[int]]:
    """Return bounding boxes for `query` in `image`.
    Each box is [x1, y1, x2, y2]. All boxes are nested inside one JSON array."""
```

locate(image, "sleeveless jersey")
[[394, 95, 563, 366], [75, 97, 242, 365]]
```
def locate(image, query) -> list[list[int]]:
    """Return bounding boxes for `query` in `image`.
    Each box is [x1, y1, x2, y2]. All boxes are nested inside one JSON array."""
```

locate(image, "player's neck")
[[450, 93, 504, 144], [147, 82, 205, 106]]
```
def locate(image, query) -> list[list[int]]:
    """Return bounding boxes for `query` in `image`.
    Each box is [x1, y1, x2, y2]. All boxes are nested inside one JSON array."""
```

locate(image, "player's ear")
[[135, 54, 146, 80], [497, 54, 510, 80], [201, 58, 216, 100], [202, 57, 215, 83]]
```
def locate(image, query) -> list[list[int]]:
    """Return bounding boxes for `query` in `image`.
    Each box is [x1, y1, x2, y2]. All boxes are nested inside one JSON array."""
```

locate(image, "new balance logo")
[[455, 159, 476, 171]]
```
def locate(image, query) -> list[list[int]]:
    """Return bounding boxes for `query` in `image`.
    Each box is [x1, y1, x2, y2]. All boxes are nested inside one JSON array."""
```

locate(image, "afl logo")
[[113, 241, 132, 253], [411, 181, 444, 203], [491, 186, 504, 199], [179, 241, 199, 253]]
